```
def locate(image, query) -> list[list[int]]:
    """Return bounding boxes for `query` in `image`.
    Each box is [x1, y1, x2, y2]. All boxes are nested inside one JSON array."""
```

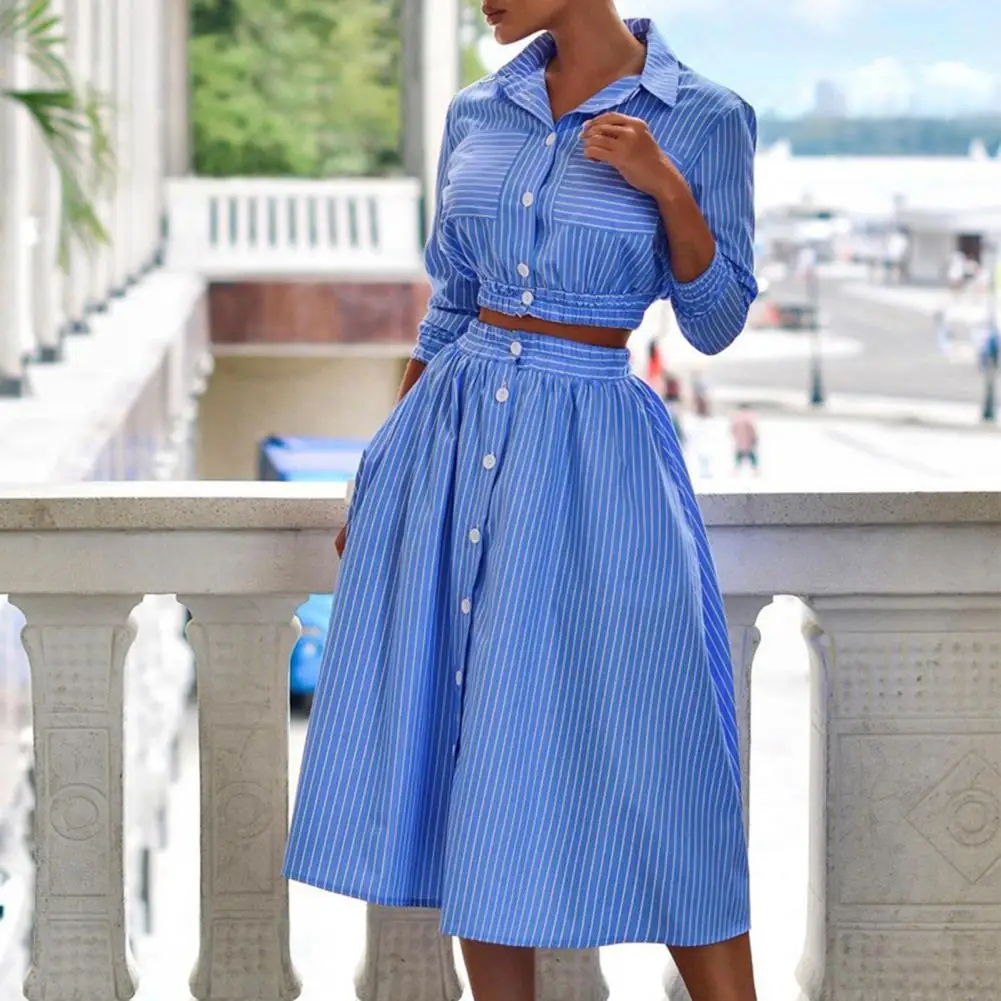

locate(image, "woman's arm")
[[397, 358, 427, 402], [582, 100, 758, 356], [653, 101, 758, 355], [411, 97, 481, 367]]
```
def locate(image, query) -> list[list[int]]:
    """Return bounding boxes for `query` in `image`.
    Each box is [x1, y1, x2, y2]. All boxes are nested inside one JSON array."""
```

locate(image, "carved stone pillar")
[[355, 905, 462, 1001], [664, 595, 769, 1001], [15, 595, 140, 1001], [182, 596, 302, 1001], [796, 596, 1001, 1001], [536, 949, 608, 1001]]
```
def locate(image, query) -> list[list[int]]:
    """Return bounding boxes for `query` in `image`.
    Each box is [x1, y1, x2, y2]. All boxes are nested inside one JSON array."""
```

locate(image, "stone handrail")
[[2, 483, 1001, 1001]]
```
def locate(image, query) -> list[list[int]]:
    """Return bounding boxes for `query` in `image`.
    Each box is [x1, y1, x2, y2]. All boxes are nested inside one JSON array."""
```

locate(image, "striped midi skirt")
[[283, 319, 750, 948]]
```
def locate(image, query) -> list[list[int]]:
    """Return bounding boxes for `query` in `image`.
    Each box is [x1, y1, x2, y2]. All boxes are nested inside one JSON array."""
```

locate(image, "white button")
[[461, 598, 472, 614], [509, 340, 523, 357], [521, 291, 534, 306], [495, 385, 509, 403], [468, 527, 481, 544], [455, 671, 463, 686], [482, 453, 497, 470], [517, 262, 530, 278], [521, 191, 534, 207], [545, 132, 557, 147]]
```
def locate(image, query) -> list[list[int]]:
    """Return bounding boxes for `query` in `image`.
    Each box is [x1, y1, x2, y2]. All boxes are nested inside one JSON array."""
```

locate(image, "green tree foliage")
[[459, 0, 488, 88], [759, 114, 1001, 157], [191, 0, 401, 177]]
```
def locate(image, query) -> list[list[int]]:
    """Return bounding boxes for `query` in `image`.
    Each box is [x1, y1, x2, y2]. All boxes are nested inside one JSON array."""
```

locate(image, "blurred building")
[[811, 80, 847, 118]]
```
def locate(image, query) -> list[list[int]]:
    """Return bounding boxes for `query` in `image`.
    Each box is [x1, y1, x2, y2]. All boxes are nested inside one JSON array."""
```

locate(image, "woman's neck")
[[546, 8, 646, 85]]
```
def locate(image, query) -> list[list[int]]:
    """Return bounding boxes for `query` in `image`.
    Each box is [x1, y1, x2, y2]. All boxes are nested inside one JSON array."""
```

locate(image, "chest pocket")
[[552, 152, 661, 234], [442, 131, 526, 219]]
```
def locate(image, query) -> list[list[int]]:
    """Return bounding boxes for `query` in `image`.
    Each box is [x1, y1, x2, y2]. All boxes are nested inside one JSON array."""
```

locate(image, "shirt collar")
[[495, 17, 680, 114]]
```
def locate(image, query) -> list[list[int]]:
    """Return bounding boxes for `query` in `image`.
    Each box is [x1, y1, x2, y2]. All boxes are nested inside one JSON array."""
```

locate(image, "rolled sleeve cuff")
[[670, 246, 731, 320], [411, 306, 476, 364]]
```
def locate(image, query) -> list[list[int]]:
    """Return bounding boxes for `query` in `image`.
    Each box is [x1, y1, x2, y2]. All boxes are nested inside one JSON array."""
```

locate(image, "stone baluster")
[[182, 596, 302, 1001], [664, 595, 769, 1001], [355, 915, 608, 1001], [796, 596, 1001, 1001], [14, 595, 140, 1001], [536, 949, 608, 1001], [356, 905, 462, 1001]]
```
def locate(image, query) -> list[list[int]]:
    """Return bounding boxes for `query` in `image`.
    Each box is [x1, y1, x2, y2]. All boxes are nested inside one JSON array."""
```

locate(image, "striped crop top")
[[412, 17, 758, 364]]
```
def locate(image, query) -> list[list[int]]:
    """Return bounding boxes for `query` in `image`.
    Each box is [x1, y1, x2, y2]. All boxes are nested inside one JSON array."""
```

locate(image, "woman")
[[284, 3, 759, 1000]]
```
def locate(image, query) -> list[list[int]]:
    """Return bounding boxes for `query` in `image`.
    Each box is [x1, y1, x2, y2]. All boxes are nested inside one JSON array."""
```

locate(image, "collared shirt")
[[413, 17, 758, 364]]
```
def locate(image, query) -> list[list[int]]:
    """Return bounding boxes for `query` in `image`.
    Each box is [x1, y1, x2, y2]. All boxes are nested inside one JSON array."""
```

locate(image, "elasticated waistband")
[[456, 320, 632, 380]]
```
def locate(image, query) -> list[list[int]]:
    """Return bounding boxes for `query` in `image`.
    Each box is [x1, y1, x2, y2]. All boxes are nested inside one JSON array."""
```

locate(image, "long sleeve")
[[411, 100, 481, 364], [667, 99, 758, 356]]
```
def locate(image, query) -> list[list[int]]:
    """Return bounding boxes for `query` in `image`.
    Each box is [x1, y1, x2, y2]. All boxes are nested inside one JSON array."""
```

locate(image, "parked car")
[[257, 435, 368, 712]]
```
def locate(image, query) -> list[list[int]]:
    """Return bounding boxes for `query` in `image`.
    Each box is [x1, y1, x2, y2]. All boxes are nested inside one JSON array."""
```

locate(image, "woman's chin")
[[492, 24, 528, 45]]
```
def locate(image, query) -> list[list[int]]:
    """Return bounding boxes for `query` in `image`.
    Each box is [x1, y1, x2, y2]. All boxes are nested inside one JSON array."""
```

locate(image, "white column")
[[421, 0, 460, 233], [32, 0, 66, 361], [15, 595, 139, 1001], [113, 0, 133, 291], [796, 597, 1001, 1001], [163, 0, 192, 177], [356, 906, 462, 1001], [62, 0, 93, 333], [127, 0, 145, 277], [0, 26, 36, 391], [0, 28, 22, 387], [89, 0, 114, 308], [149, 0, 167, 264], [182, 596, 302, 1001], [664, 596, 768, 1001]]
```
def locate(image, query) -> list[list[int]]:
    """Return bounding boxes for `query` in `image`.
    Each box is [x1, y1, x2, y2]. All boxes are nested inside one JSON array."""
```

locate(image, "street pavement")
[[707, 271, 996, 405], [132, 414, 1001, 1001]]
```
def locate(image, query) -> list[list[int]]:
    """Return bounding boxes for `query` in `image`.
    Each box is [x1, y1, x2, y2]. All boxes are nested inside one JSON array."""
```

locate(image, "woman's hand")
[[582, 111, 717, 286], [580, 112, 678, 197], [334, 524, 347, 558]]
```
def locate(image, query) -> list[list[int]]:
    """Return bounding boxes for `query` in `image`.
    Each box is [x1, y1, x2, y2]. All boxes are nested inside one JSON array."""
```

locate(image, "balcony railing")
[[2, 483, 1001, 1000], [165, 178, 424, 281]]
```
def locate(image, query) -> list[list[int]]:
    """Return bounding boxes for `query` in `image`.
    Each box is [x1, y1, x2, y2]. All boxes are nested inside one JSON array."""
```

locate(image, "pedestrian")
[[644, 338, 666, 393], [934, 308, 952, 356], [284, 5, 759, 1000], [686, 375, 713, 478], [947, 250, 967, 293], [977, 321, 1000, 421], [730, 403, 760, 474]]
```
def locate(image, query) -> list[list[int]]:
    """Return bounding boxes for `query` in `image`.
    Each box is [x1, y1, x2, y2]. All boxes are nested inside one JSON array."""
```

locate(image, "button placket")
[[451, 361, 518, 762]]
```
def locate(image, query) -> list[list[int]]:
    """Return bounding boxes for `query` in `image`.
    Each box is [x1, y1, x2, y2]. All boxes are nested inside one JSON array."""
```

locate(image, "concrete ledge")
[[0, 482, 998, 531]]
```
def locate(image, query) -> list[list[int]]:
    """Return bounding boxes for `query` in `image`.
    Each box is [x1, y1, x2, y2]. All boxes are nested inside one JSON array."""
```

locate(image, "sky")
[[478, 0, 1001, 118]]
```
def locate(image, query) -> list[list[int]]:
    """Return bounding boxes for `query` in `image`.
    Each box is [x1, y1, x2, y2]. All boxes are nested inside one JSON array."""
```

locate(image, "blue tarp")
[[258, 435, 367, 483]]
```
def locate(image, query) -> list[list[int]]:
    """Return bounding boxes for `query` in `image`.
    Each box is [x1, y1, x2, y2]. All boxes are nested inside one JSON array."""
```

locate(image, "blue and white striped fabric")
[[413, 17, 757, 363], [284, 17, 754, 949]]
